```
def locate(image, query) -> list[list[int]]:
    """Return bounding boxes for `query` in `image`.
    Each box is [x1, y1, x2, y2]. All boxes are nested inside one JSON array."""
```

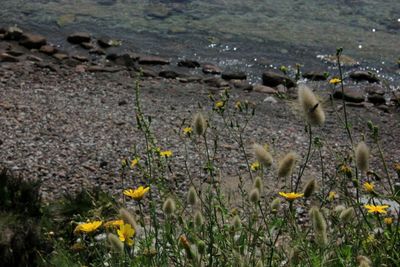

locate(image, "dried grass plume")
[[298, 84, 325, 126], [355, 141, 369, 174], [277, 152, 297, 178], [253, 143, 273, 167]]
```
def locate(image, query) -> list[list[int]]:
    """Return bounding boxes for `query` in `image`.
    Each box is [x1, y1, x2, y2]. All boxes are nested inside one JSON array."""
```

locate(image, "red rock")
[[39, 45, 57, 55]]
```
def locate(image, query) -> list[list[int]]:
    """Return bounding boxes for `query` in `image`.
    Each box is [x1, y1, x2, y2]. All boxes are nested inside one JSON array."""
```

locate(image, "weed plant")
[[37, 51, 400, 266]]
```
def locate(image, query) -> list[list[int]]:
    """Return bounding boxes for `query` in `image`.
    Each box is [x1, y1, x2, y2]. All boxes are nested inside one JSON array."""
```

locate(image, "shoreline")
[[1, 26, 400, 201]]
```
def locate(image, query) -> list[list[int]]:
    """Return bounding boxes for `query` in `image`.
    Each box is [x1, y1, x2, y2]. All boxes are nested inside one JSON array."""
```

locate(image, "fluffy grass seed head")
[[309, 207, 328, 247], [253, 143, 273, 167], [277, 152, 297, 178], [253, 176, 263, 193], [193, 113, 207, 136], [187, 186, 198, 206], [303, 178, 317, 198], [355, 141, 370, 174], [197, 240, 206, 255], [119, 208, 138, 231], [357, 256, 372, 267], [310, 207, 327, 233], [339, 207, 355, 223], [163, 197, 176, 216], [249, 188, 260, 204], [107, 233, 124, 253], [298, 84, 325, 126], [194, 211, 205, 227], [270, 198, 281, 213], [232, 215, 242, 231]]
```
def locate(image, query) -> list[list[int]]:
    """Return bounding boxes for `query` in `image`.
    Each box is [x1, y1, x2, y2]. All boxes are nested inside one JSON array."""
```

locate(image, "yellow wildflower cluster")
[[250, 161, 260, 171]]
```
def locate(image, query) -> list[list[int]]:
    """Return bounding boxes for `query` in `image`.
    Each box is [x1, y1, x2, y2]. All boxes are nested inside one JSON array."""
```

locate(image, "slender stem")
[[295, 124, 312, 192]]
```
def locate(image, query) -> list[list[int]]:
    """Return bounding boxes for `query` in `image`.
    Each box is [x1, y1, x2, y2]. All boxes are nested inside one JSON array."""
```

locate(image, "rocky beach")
[[1, 26, 400, 201]]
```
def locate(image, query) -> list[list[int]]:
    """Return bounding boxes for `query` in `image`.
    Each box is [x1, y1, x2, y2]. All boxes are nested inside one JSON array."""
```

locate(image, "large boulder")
[[333, 86, 365, 103], [19, 33, 47, 49], [262, 71, 295, 88], [138, 55, 170, 65], [349, 71, 380, 83], [178, 59, 200, 68], [221, 71, 247, 80]]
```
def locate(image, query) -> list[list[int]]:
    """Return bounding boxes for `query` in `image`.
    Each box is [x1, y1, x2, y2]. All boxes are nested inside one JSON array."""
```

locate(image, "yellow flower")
[[328, 191, 337, 201], [384, 217, 393, 225], [183, 127, 192, 135], [74, 221, 102, 234], [160, 150, 173, 157], [394, 163, 400, 172], [339, 164, 352, 175], [215, 101, 224, 108], [250, 161, 260, 171], [364, 204, 389, 214], [235, 101, 241, 110], [104, 219, 124, 228], [329, 78, 341, 85], [117, 223, 135, 246], [363, 182, 375, 193], [130, 158, 139, 169], [123, 186, 150, 201], [278, 192, 304, 201]]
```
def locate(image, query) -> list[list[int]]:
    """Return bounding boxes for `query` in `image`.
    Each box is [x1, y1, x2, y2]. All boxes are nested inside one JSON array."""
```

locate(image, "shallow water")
[[1, 0, 399, 82]]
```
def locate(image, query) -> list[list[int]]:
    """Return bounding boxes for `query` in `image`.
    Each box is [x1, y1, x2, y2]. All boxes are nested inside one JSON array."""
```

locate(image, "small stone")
[[203, 77, 229, 88], [253, 84, 278, 94], [302, 71, 327, 81], [118, 100, 128, 106], [97, 36, 114, 48], [110, 54, 137, 68], [4, 26, 23, 40], [75, 65, 86, 73], [89, 48, 106, 55], [6, 48, 24, 57], [159, 70, 179, 79], [231, 80, 253, 91], [368, 94, 386, 105], [202, 63, 222, 74], [67, 32, 91, 44], [0, 52, 19, 62], [262, 71, 295, 88], [350, 71, 380, 83], [19, 33, 47, 49], [177, 59, 200, 68], [87, 65, 123, 73], [221, 71, 247, 80], [80, 42, 94, 50], [26, 55, 43, 62], [53, 53, 69, 60], [39, 45, 57, 55], [138, 55, 170, 65], [72, 55, 89, 62], [264, 96, 278, 103]]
